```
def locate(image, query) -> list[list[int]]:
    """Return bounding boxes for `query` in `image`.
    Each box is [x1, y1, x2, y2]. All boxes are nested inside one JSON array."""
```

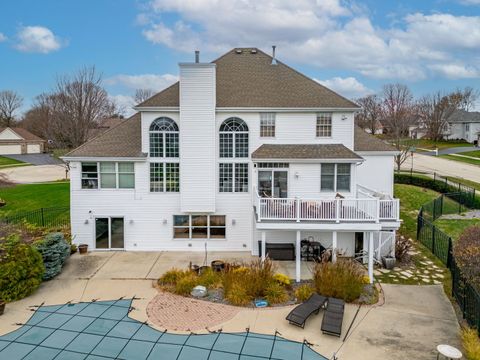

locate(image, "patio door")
[[95, 217, 124, 250], [258, 170, 288, 198]]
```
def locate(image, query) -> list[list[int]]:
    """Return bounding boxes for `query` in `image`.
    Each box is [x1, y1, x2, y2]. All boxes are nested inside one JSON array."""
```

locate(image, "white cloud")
[[109, 94, 136, 117], [429, 63, 480, 79], [15, 26, 62, 53], [459, 0, 480, 5], [315, 77, 373, 99], [105, 73, 178, 91], [140, 1, 480, 81], [0, 33, 7, 42]]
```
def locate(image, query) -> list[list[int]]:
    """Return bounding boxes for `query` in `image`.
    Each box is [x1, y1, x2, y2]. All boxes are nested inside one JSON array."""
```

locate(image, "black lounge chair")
[[321, 298, 345, 337], [286, 293, 327, 328]]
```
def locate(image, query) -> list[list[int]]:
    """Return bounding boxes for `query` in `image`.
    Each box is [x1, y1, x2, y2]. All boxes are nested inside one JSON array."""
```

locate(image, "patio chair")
[[321, 298, 345, 337], [286, 293, 327, 328]]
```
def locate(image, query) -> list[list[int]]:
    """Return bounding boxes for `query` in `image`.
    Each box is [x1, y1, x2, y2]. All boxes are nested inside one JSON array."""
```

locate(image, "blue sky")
[[0, 0, 479, 116]]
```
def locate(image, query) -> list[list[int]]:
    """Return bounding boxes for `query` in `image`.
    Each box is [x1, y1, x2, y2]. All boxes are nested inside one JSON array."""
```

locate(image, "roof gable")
[[0, 127, 23, 140], [0, 127, 44, 141], [138, 48, 359, 109]]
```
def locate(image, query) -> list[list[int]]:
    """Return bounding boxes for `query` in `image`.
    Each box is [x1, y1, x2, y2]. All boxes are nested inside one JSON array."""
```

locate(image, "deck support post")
[[332, 231, 337, 263], [295, 230, 301, 283], [368, 231, 374, 284], [261, 231, 266, 261]]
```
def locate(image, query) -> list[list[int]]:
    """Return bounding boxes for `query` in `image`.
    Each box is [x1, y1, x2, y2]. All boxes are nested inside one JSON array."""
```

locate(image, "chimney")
[[271, 45, 277, 65], [195, 50, 200, 63]]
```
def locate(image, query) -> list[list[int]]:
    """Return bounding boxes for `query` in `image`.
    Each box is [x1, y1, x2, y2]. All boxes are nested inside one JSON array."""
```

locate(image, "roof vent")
[[271, 45, 277, 65], [235, 49, 243, 54], [250, 49, 257, 54]]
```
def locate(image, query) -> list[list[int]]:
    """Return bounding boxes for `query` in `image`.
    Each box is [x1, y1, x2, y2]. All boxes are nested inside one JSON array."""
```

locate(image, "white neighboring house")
[[0, 127, 45, 155], [445, 109, 480, 144], [63, 48, 401, 283]]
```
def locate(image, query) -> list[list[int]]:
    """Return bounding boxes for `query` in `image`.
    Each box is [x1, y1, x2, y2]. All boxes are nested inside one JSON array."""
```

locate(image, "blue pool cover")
[[0, 298, 329, 360]]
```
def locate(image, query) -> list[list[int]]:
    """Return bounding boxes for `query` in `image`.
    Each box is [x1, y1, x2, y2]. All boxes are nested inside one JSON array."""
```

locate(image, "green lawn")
[[415, 139, 471, 150], [440, 154, 480, 166], [0, 156, 28, 168], [0, 182, 70, 216], [394, 184, 440, 240], [457, 150, 480, 158], [435, 219, 480, 241]]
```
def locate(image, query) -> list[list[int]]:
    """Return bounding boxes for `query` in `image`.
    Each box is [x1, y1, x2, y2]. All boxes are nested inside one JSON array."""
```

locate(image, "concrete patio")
[[0, 251, 462, 360]]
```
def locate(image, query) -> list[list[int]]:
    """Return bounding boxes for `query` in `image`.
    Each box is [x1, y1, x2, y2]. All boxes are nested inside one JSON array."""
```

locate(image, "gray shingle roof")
[[0, 127, 45, 142], [447, 109, 480, 123], [138, 48, 359, 109], [64, 113, 145, 158], [354, 126, 396, 152], [252, 144, 363, 160]]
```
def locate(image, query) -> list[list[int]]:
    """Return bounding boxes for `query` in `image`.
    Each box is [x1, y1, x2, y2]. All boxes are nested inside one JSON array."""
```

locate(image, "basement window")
[[173, 215, 226, 239]]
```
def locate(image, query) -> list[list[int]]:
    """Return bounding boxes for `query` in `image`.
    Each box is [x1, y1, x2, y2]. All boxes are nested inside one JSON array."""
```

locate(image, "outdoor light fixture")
[[129, 219, 134, 224], [232, 219, 236, 225], [341, 115, 348, 121], [84, 219, 89, 225], [295, 172, 300, 179]]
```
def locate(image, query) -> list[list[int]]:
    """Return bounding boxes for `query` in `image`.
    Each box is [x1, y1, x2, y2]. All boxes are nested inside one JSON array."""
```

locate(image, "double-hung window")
[[173, 215, 226, 239], [149, 117, 180, 192], [316, 113, 332, 137], [219, 117, 249, 192], [260, 113, 276, 137], [321, 163, 351, 192], [81, 162, 135, 189]]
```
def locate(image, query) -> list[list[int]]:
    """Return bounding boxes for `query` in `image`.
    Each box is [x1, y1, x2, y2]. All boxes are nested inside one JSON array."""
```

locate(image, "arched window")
[[219, 117, 249, 193], [219, 117, 249, 158], [149, 117, 179, 157]]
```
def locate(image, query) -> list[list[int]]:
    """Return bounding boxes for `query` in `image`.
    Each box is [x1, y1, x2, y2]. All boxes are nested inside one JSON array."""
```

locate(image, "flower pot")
[[382, 256, 396, 270], [78, 244, 88, 255], [0, 301, 5, 316], [190, 264, 200, 274], [211, 260, 225, 272]]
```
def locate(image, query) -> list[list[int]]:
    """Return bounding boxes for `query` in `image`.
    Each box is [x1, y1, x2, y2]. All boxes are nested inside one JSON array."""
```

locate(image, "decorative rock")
[[422, 278, 430, 283], [393, 267, 402, 272], [191, 285, 207, 298], [433, 280, 442, 285]]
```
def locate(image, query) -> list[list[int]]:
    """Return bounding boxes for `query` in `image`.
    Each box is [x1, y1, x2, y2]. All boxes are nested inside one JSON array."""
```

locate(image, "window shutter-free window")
[[336, 163, 351, 191], [81, 163, 98, 189], [100, 162, 117, 188], [320, 163, 335, 192], [316, 113, 332, 137], [118, 163, 135, 189], [260, 113, 276, 137]]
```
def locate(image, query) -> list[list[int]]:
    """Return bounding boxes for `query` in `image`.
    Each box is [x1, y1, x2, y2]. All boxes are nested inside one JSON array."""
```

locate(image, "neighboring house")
[[63, 48, 400, 283], [0, 127, 45, 155], [445, 109, 480, 144], [87, 117, 126, 141]]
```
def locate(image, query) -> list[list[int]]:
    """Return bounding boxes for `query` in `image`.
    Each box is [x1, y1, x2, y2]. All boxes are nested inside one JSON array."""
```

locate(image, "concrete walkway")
[[0, 252, 461, 359], [402, 152, 480, 182]]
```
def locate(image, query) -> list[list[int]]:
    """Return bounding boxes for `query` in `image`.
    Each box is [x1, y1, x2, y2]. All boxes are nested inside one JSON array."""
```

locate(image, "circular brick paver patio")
[[146, 291, 241, 331]]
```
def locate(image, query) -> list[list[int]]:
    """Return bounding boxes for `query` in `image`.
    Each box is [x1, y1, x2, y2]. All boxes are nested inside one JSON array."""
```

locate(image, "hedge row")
[[394, 173, 479, 208]]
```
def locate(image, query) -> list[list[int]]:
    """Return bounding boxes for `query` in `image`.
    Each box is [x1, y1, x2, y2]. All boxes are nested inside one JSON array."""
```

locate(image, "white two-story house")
[[63, 48, 400, 283]]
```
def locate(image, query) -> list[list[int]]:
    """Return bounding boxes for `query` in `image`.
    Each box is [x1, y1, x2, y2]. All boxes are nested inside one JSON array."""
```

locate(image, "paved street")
[[402, 153, 480, 182]]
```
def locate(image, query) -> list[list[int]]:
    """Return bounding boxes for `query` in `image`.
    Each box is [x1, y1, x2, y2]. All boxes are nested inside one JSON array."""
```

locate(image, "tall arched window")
[[219, 117, 249, 158], [219, 117, 249, 193], [149, 117, 179, 157], [149, 117, 180, 193]]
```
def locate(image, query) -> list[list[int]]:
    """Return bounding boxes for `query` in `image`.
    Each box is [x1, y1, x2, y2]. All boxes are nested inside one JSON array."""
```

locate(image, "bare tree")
[[134, 88, 154, 104], [355, 94, 382, 134], [381, 83, 415, 171], [456, 87, 479, 111], [0, 90, 23, 127], [29, 67, 119, 148]]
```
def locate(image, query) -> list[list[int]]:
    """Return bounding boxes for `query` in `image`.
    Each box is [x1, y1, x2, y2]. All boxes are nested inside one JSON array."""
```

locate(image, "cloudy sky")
[[0, 0, 479, 115]]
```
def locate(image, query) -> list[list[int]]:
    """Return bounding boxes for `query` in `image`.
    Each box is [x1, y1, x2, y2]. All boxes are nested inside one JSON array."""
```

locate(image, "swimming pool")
[[0, 299, 328, 359]]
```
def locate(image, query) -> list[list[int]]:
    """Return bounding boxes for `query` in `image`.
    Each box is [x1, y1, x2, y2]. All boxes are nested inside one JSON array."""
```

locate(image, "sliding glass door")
[[258, 170, 288, 198], [95, 217, 124, 250]]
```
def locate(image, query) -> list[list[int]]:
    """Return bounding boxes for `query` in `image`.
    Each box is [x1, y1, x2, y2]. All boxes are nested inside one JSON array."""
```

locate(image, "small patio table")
[[436, 344, 462, 359]]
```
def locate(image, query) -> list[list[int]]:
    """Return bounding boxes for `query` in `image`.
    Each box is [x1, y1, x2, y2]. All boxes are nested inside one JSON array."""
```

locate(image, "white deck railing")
[[255, 193, 399, 223]]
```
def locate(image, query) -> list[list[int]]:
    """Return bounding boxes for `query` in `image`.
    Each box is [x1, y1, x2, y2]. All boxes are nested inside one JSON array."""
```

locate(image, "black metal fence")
[[0, 206, 70, 229], [416, 194, 480, 333]]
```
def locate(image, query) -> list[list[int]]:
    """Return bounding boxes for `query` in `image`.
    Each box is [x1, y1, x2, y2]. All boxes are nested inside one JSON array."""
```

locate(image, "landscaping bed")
[[157, 258, 377, 308]]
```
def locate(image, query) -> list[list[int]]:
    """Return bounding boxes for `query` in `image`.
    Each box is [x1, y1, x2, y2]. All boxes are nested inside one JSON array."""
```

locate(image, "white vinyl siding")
[[179, 63, 216, 212]]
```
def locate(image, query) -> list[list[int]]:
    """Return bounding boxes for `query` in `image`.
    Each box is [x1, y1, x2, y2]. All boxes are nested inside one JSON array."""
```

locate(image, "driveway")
[[437, 146, 478, 155], [1, 153, 63, 165], [402, 152, 480, 182], [0, 164, 68, 183], [0, 251, 461, 360]]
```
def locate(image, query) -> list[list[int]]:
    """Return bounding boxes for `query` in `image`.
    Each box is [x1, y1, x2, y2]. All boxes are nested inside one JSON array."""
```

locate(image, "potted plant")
[[78, 244, 88, 255], [382, 255, 396, 270], [0, 198, 5, 207], [0, 299, 5, 316], [70, 244, 78, 255]]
